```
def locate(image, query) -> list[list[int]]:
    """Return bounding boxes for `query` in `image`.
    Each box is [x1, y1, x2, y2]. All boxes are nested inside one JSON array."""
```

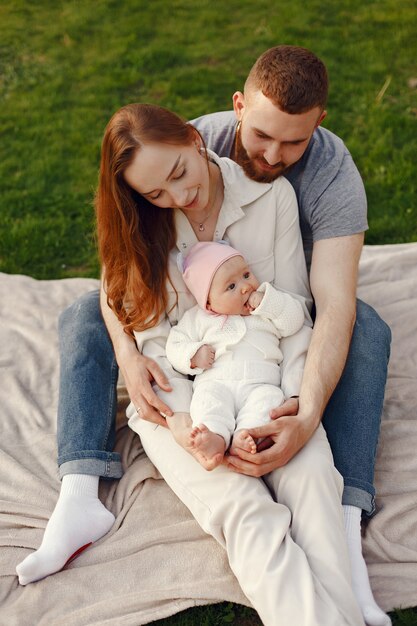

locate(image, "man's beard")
[[233, 124, 293, 183]]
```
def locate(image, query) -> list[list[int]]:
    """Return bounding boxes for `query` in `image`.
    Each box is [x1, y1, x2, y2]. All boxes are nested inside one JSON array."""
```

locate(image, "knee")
[[353, 300, 392, 359], [275, 443, 343, 499], [304, 455, 343, 499], [309, 453, 342, 487], [58, 289, 112, 361], [299, 449, 339, 482], [59, 289, 102, 338]]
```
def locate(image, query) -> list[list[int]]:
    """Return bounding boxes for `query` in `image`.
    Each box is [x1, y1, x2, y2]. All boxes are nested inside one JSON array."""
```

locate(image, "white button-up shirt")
[[133, 151, 313, 413]]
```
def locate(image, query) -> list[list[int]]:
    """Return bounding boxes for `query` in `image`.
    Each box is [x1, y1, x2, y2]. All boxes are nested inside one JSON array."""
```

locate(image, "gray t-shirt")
[[191, 111, 368, 270]]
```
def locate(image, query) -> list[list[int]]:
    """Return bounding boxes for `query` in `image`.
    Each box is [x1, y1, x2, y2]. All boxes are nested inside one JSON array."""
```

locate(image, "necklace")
[[186, 175, 222, 232], [187, 207, 214, 232]]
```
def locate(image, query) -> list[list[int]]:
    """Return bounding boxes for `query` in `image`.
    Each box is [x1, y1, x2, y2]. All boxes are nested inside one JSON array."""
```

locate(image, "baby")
[[166, 241, 309, 470]]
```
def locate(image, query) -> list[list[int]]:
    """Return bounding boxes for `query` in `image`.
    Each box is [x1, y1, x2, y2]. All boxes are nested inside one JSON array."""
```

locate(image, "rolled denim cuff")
[[342, 485, 376, 517], [59, 454, 123, 480]]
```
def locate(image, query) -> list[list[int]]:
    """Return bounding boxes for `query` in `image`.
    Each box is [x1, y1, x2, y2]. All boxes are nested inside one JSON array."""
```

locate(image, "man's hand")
[[226, 398, 317, 477], [256, 397, 299, 451], [190, 344, 215, 370], [120, 351, 173, 427]]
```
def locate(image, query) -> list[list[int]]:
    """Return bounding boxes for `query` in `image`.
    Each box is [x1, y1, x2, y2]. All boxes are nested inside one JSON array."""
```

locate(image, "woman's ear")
[[194, 137, 204, 152], [192, 128, 203, 151]]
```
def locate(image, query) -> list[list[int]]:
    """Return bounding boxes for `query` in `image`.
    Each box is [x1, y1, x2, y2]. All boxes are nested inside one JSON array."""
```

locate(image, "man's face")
[[233, 90, 326, 183]]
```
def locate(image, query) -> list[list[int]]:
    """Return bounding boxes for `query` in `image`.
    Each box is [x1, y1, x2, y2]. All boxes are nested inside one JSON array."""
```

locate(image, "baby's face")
[[207, 256, 259, 316]]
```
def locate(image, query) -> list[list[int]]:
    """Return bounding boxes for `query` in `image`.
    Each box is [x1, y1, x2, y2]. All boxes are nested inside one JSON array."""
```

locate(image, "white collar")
[[175, 150, 272, 254]]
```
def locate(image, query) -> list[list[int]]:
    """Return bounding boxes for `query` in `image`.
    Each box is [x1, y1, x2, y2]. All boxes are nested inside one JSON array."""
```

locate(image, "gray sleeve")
[[190, 111, 236, 158], [308, 151, 368, 242]]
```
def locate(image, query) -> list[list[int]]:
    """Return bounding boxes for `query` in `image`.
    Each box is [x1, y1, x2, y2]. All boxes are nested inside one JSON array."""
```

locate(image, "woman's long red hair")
[[95, 103, 197, 335]]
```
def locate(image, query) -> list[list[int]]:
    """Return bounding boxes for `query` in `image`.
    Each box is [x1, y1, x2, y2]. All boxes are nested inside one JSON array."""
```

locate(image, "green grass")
[[1, 0, 416, 280], [1, 1, 416, 624]]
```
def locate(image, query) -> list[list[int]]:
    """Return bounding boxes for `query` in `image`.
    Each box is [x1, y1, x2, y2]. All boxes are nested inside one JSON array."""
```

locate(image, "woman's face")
[[123, 141, 212, 214]]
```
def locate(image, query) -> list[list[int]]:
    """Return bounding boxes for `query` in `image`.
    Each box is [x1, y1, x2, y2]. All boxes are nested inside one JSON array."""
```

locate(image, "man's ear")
[[315, 110, 327, 129], [232, 91, 245, 121]]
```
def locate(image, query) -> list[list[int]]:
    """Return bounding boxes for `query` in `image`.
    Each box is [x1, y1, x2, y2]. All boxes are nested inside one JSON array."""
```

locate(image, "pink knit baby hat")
[[182, 241, 242, 310]]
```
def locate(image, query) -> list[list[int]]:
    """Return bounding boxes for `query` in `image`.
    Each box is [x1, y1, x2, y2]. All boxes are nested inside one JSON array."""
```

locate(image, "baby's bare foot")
[[185, 424, 225, 470], [230, 429, 257, 456]]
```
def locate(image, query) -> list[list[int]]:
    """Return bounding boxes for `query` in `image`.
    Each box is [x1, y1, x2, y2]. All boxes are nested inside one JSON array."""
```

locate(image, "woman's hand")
[[120, 350, 173, 427], [225, 398, 318, 476]]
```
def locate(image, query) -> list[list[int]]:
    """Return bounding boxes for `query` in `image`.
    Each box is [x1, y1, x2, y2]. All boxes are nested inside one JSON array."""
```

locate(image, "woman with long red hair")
[[17, 103, 363, 626]]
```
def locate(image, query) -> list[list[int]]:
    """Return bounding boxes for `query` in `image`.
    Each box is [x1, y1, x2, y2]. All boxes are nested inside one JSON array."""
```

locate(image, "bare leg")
[[229, 428, 257, 456], [167, 414, 226, 471], [188, 424, 226, 470], [166, 412, 194, 448]]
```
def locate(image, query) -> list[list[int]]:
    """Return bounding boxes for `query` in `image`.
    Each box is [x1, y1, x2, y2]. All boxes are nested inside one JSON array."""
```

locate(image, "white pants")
[[191, 378, 284, 447], [128, 414, 363, 626], [191, 360, 284, 447]]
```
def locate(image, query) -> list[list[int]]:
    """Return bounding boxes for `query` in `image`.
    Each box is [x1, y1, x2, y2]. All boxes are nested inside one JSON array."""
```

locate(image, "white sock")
[[16, 474, 115, 585], [343, 505, 391, 626]]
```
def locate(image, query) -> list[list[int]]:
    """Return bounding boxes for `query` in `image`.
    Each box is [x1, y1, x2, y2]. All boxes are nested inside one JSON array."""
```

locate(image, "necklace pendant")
[[198, 223, 205, 232]]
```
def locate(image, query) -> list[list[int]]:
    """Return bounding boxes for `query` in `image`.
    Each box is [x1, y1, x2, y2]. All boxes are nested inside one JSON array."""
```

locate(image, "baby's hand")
[[248, 291, 264, 310], [190, 344, 215, 370]]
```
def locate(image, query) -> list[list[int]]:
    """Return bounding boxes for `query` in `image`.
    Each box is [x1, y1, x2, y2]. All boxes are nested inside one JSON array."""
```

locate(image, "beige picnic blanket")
[[0, 242, 416, 624]]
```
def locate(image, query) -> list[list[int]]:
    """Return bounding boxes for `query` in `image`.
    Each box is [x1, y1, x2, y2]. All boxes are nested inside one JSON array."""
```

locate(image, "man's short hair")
[[245, 45, 328, 113]]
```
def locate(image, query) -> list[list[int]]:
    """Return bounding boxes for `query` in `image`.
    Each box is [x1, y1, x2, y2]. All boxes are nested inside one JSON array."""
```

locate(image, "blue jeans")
[[321, 300, 391, 515], [57, 290, 391, 514], [57, 290, 122, 479]]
